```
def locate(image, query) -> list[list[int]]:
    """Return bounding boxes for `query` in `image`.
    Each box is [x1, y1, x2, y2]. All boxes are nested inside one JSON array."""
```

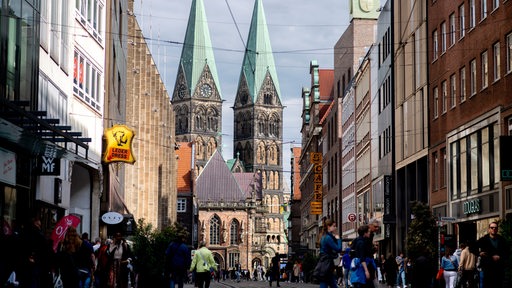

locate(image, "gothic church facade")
[[171, 0, 287, 271]]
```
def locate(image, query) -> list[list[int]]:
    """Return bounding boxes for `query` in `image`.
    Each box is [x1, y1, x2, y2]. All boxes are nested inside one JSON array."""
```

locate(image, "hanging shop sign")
[[37, 144, 60, 175], [101, 211, 124, 225], [102, 125, 136, 164]]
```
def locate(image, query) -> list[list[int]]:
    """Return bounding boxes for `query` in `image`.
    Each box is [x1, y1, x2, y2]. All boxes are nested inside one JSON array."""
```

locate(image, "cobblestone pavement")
[[183, 279, 390, 288]]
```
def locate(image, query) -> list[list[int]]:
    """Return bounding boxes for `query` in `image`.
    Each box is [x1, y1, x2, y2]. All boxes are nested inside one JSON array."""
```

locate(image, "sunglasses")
[[489, 226, 498, 229]]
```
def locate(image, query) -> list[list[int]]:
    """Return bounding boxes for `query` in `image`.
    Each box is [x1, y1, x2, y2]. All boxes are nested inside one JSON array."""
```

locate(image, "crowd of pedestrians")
[[313, 219, 510, 288], [0, 217, 134, 288]]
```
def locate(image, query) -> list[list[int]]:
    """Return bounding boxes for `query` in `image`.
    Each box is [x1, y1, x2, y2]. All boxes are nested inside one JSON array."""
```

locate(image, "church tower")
[[171, 0, 222, 174], [233, 0, 286, 256]]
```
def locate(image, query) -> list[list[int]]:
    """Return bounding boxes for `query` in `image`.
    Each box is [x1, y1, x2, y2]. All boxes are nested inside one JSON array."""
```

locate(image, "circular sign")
[[348, 213, 357, 222], [101, 212, 124, 225]]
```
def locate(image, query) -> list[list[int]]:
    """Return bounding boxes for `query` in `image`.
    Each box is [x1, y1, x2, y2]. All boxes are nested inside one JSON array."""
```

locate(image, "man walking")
[[477, 222, 509, 288], [165, 233, 191, 288]]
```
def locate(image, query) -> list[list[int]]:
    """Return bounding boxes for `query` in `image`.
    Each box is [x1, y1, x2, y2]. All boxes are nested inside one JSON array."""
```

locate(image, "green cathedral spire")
[[179, 0, 221, 98], [239, 0, 281, 101]]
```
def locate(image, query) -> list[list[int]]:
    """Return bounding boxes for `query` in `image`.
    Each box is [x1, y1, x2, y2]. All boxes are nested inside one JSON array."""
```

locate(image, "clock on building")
[[200, 83, 212, 98]]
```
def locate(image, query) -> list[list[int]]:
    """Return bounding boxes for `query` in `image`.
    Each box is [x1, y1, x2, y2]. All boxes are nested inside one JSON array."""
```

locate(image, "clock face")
[[359, 0, 374, 12], [200, 83, 212, 98], [178, 84, 187, 99]]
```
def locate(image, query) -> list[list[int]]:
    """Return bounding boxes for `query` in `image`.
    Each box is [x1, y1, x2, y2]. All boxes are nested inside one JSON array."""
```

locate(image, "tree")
[[130, 219, 189, 287], [406, 201, 437, 261]]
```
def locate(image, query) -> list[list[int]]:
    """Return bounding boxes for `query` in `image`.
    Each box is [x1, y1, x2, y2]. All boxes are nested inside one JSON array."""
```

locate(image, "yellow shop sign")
[[103, 125, 136, 164]]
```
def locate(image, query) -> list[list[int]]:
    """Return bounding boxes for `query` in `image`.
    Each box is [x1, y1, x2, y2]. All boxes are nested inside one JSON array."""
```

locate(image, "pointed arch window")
[[230, 219, 239, 245], [264, 93, 273, 105], [210, 215, 220, 245]]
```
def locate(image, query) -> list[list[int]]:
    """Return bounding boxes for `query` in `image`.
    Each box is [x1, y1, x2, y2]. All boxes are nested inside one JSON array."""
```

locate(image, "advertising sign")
[[103, 125, 136, 164]]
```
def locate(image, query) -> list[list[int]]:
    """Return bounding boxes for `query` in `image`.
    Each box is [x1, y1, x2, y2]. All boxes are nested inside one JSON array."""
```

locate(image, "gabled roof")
[[196, 150, 245, 202], [179, 0, 221, 97], [232, 172, 262, 200], [238, 0, 281, 101]]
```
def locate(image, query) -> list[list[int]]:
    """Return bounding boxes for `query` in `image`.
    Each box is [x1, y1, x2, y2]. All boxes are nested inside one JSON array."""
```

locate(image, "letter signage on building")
[[463, 199, 481, 215], [102, 125, 136, 164], [37, 144, 60, 175], [500, 136, 512, 181], [310, 152, 323, 215]]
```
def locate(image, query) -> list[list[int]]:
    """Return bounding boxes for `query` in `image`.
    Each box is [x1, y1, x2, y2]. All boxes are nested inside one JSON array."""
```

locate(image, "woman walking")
[[318, 219, 343, 288], [441, 248, 459, 288]]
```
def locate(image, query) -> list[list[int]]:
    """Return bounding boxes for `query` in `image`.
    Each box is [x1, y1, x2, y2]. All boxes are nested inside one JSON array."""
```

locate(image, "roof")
[[196, 150, 245, 202], [232, 172, 262, 199], [176, 142, 193, 193], [179, 0, 222, 97], [239, 0, 281, 101]]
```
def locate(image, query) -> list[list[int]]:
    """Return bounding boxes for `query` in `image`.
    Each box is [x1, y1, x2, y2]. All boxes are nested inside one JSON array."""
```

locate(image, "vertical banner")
[[310, 152, 323, 215]]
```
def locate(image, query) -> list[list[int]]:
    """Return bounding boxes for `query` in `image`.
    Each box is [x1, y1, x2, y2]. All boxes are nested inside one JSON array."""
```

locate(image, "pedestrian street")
[[183, 279, 389, 288]]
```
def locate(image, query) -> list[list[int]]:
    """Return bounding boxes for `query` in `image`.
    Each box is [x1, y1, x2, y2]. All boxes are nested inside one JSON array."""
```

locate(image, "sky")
[[132, 0, 355, 190]]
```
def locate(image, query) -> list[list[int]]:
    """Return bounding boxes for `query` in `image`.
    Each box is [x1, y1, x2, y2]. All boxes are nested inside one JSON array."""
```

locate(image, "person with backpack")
[[165, 233, 191, 288], [341, 248, 352, 288], [350, 225, 373, 288], [189, 241, 216, 288]]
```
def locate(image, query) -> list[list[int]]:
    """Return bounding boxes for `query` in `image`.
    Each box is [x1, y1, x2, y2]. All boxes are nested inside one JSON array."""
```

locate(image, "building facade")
[[428, 0, 512, 246], [125, 0, 177, 229]]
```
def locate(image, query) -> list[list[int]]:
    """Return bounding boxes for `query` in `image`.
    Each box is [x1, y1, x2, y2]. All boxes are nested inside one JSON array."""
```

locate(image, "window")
[[449, 13, 456, 47], [441, 22, 447, 53], [492, 0, 499, 10], [40, 0, 49, 49], [451, 142, 458, 198], [481, 0, 487, 20], [177, 198, 186, 212], [50, 0, 60, 63], [442, 80, 447, 113], [460, 138, 467, 196], [508, 33, 512, 73], [482, 51, 488, 89], [469, 0, 475, 29], [230, 220, 239, 245], [75, 0, 104, 43], [441, 148, 447, 188], [433, 151, 439, 190], [209, 215, 220, 245], [73, 50, 103, 112], [433, 86, 439, 118], [229, 252, 240, 268], [459, 4, 466, 39], [450, 74, 456, 108], [460, 67, 466, 102], [61, 0, 69, 73], [433, 30, 439, 60], [493, 42, 501, 81], [470, 59, 477, 96], [38, 74, 68, 123]]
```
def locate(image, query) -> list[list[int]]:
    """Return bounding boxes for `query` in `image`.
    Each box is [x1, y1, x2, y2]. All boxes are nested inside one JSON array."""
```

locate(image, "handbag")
[[436, 267, 444, 280], [53, 272, 63, 288], [312, 253, 334, 281]]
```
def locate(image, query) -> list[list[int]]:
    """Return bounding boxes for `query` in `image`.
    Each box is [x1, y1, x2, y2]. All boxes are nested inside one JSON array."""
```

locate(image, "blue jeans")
[[78, 269, 91, 288], [396, 269, 406, 286], [320, 274, 338, 288]]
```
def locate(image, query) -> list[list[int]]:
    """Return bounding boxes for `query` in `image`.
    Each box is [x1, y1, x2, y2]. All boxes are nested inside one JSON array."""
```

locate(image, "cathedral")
[[170, 0, 287, 271]]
